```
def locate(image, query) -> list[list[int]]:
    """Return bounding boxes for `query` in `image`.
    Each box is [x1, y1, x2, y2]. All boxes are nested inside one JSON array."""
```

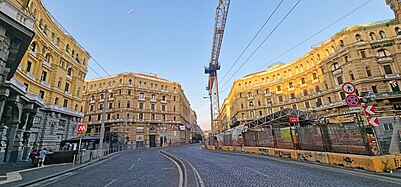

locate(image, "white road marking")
[[104, 179, 118, 187], [245, 167, 273, 179], [128, 163, 136, 170], [159, 150, 183, 187], [137, 157, 141, 161]]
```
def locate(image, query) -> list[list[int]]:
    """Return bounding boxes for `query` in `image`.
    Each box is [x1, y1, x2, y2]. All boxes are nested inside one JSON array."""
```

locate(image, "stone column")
[[5, 120, 20, 162]]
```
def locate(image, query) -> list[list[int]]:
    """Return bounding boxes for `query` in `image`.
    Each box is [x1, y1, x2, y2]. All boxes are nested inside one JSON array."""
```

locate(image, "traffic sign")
[[363, 106, 376, 115], [342, 82, 356, 94], [345, 95, 360, 107], [368, 117, 380, 127], [289, 117, 299, 123], [77, 123, 87, 133]]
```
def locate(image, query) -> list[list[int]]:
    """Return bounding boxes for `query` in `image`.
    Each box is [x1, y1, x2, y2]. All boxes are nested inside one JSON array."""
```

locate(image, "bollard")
[[73, 154, 76, 167]]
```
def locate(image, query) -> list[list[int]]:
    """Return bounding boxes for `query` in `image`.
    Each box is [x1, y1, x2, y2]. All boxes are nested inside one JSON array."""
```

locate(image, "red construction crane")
[[204, 0, 230, 135]]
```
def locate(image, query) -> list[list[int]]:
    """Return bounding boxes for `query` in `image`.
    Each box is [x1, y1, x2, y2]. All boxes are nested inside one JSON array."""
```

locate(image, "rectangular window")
[[259, 111, 262, 116], [90, 105, 94, 111], [65, 83, 70, 92], [316, 98, 322, 107], [292, 104, 297, 109], [63, 99, 68, 107], [162, 105, 166, 111], [109, 103, 113, 109], [383, 65, 393, 75], [41, 71, 47, 82], [23, 83, 29, 91], [128, 90, 131, 95], [315, 86, 320, 93], [117, 113, 120, 119], [290, 93, 295, 99], [139, 113, 143, 120], [139, 102, 144, 109], [372, 86, 378, 93], [26, 61, 32, 72], [340, 92, 346, 100], [137, 127, 144, 132], [360, 50, 366, 58], [278, 96, 283, 102], [304, 101, 310, 109], [39, 90, 45, 99], [312, 73, 317, 80], [107, 113, 111, 120], [383, 123, 393, 131], [327, 96, 332, 103], [151, 104, 155, 110], [303, 90, 308, 96], [337, 76, 343, 85]]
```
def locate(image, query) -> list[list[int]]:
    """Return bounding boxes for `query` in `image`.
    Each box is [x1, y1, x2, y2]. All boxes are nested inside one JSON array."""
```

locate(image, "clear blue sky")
[[43, 0, 394, 131]]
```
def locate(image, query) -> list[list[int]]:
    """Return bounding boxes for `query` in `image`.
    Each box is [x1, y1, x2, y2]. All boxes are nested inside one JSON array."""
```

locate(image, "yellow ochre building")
[[216, 19, 401, 133]]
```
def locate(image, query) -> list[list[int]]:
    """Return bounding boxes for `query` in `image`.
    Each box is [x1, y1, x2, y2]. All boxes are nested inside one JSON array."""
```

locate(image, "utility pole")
[[99, 89, 108, 156]]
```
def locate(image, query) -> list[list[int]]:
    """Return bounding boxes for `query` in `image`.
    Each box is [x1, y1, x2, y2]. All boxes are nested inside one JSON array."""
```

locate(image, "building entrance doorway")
[[149, 135, 156, 147]]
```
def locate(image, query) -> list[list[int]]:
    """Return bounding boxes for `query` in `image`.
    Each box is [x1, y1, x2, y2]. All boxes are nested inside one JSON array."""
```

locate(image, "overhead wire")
[[219, 0, 285, 83], [220, 0, 301, 91], [255, 0, 374, 71]]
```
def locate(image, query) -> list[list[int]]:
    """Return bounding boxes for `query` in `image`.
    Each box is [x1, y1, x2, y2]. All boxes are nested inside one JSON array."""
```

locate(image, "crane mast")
[[205, 0, 230, 134]]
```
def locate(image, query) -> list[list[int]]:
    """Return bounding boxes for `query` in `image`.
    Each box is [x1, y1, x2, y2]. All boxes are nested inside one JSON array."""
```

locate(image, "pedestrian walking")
[[38, 148, 47, 167], [30, 149, 38, 167]]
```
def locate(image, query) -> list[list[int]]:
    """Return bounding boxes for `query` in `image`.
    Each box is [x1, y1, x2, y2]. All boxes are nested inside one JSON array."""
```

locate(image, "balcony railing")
[[26, 72, 36, 81], [138, 98, 145, 101], [247, 96, 253, 100], [150, 99, 156, 102], [43, 61, 51, 68], [265, 92, 272, 97], [161, 100, 167, 103], [374, 91, 401, 98], [65, 91, 72, 97], [378, 56, 393, 63], [385, 74, 400, 79], [66, 75, 72, 80], [40, 80, 50, 88], [332, 68, 342, 76]]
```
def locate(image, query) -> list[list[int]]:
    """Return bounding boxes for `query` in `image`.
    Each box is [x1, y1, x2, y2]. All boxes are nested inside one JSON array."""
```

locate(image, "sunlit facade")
[[217, 19, 401, 133], [82, 73, 194, 147]]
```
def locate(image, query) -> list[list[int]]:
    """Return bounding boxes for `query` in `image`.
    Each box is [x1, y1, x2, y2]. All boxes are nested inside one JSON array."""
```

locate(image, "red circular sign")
[[342, 82, 356, 94], [345, 95, 360, 107]]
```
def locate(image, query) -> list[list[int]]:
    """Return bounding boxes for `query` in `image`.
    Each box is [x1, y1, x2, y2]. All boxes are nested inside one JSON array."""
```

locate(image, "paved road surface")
[[37, 148, 179, 187], [168, 145, 401, 187]]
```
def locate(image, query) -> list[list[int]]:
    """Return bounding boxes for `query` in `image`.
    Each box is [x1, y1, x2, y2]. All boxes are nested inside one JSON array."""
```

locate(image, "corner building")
[[217, 19, 401, 133], [83, 73, 192, 148], [1, 0, 90, 163]]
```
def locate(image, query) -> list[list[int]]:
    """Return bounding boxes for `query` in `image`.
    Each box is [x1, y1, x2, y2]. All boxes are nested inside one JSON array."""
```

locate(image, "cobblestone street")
[[168, 145, 401, 187]]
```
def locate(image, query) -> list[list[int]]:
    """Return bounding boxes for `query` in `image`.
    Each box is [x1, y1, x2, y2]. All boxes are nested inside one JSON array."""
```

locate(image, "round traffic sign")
[[342, 82, 356, 94], [345, 95, 360, 107]]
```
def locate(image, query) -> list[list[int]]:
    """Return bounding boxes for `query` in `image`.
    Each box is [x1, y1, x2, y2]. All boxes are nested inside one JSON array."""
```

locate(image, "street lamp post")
[[99, 89, 108, 157]]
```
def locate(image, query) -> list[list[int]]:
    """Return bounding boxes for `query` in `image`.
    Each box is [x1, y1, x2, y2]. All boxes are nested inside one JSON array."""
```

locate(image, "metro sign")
[[363, 105, 376, 115], [368, 117, 380, 127], [77, 123, 87, 133], [289, 117, 299, 123]]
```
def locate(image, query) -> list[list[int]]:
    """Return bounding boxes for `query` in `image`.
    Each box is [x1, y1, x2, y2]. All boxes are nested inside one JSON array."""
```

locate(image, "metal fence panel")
[[244, 132, 257, 147], [327, 122, 370, 155], [297, 125, 325, 151], [257, 129, 274, 147], [274, 127, 294, 149]]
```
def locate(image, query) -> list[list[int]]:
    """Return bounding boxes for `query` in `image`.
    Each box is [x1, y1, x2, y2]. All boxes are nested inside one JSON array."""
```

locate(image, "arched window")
[[128, 79, 132, 85], [51, 33, 55, 42], [30, 42, 36, 52], [77, 87, 80, 96], [67, 68, 72, 76], [39, 18, 43, 29], [42, 46, 46, 55], [284, 71, 287, 77], [395, 27, 401, 35], [277, 74, 281, 79], [66, 44, 70, 53], [339, 40, 344, 47], [56, 37, 60, 47], [355, 34, 362, 42], [139, 81, 142, 87], [54, 98, 59, 105], [144, 82, 146, 88], [379, 30, 386, 39], [33, 9, 37, 18], [325, 49, 330, 56], [151, 94, 156, 100], [71, 50, 75, 57], [272, 75, 276, 80], [91, 96, 94, 101], [288, 70, 292, 76], [75, 54, 80, 63], [295, 66, 299, 73], [119, 79, 122, 84], [57, 78, 61, 88], [317, 54, 321, 61], [162, 96, 166, 101], [366, 67, 372, 77], [45, 53, 51, 63], [306, 61, 310, 68], [300, 64, 304, 71], [369, 32, 377, 40], [349, 71, 355, 80], [331, 46, 335, 53], [43, 24, 47, 35]]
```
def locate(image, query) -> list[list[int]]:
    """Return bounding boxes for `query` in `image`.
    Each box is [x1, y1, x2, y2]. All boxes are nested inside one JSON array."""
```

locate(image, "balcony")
[[28, 50, 36, 57], [150, 99, 156, 102], [26, 72, 36, 81], [357, 41, 366, 45], [265, 92, 272, 97], [374, 91, 401, 98], [335, 84, 342, 90], [332, 68, 342, 76], [247, 96, 253, 100], [300, 83, 307, 88], [161, 100, 167, 104], [385, 74, 400, 79], [377, 56, 393, 63], [65, 91, 72, 97], [40, 80, 50, 88], [43, 60, 51, 68], [138, 97, 145, 101], [288, 87, 295, 92], [312, 78, 319, 84], [276, 90, 283, 94], [66, 75, 72, 80], [290, 99, 297, 103]]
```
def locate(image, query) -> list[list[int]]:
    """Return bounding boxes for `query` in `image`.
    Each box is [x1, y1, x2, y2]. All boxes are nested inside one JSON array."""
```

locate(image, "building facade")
[[217, 19, 401, 134], [0, 0, 90, 163], [387, 0, 401, 22], [82, 72, 193, 148]]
